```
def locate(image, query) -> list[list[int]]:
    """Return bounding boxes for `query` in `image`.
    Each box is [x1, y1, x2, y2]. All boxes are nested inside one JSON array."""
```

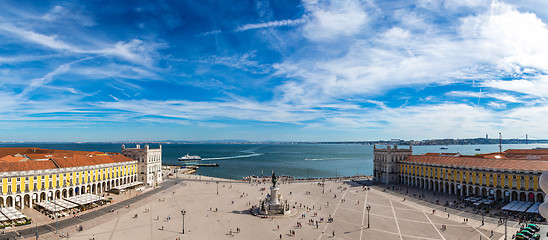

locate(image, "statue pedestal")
[[257, 172, 289, 216], [270, 186, 280, 204]]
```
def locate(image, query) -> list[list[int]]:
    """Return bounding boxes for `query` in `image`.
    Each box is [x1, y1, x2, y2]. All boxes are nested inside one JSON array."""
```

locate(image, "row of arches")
[[0, 175, 137, 209], [401, 175, 544, 203]]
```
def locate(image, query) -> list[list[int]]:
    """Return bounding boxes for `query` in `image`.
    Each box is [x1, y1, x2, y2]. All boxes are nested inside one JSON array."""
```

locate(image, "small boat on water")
[[178, 154, 201, 161], [440, 147, 448, 150], [475, 148, 481, 151]]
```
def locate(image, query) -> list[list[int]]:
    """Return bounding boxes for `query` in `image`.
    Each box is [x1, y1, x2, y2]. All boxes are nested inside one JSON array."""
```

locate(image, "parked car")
[[527, 224, 540, 232], [520, 229, 534, 238], [523, 227, 538, 233], [530, 234, 540, 240], [515, 233, 529, 240], [515, 232, 529, 240]]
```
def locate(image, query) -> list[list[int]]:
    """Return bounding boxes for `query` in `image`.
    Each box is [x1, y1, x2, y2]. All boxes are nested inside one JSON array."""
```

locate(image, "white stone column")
[[270, 186, 279, 204]]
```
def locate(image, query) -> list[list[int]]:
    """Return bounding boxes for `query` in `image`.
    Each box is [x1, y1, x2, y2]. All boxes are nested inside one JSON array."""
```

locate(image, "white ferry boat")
[[178, 154, 201, 161]]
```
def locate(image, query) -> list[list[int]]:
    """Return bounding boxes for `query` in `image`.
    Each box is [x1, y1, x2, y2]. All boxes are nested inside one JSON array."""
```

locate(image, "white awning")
[[0, 207, 27, 219], [113, 181, 144, 190], [36, 201, 66, 212], [55, 199, 79, 209], [65, 193, 103, 206]]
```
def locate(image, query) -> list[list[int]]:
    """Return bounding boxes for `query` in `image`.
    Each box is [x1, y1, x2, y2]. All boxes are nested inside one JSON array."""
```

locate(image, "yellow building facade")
[[0, 148, 138, 209], [374, 146, 546, 203]]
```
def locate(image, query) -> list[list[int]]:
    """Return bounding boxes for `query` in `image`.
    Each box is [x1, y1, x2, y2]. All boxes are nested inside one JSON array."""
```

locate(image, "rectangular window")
[[34, 183, 37, 191], [16, 184, 20, 193]]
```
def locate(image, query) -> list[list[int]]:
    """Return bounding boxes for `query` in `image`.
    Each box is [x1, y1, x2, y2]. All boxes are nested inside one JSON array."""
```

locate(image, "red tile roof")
[[0, 155, 27, 162], [0, 160, 58, 172], [0, 147, 135, 172]]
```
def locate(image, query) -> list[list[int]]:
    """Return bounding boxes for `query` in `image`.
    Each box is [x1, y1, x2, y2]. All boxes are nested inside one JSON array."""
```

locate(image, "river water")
[[1, 143, 547, 180]]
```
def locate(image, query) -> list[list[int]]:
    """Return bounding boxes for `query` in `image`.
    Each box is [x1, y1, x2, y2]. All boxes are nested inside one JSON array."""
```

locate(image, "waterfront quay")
[[61, 174, 507, 240]]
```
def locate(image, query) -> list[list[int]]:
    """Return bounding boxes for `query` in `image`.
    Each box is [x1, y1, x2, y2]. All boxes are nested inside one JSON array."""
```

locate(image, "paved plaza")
[[37, 174, 512, 240]]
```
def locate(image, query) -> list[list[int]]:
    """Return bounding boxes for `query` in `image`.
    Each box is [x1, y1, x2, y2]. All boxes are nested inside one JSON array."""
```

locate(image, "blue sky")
[[1, 0, 548, 142]]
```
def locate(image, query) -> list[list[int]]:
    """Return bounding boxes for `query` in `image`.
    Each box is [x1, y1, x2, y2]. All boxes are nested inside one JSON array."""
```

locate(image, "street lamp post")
[[54, 195, 58, 234], [216, 181, 219, 195], [366, 205, 371, 228], [322, 179, 325, 194], [35, 222, 38, 240], [504, 211, 507, 240], [181, 210, 186, 234]]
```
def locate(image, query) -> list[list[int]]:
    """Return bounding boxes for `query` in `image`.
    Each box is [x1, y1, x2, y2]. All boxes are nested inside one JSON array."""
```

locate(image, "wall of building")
[[0, 162, 137, 209], [399, 163, 544, 202], [122, 144, 163, 186], [373, 145, 412, 184]]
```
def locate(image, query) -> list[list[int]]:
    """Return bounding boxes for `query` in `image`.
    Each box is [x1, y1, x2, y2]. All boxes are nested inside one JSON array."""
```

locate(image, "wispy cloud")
[[0, 23, 162, 66], [235, 19, 306, 32], [446, 91, 523, 104]]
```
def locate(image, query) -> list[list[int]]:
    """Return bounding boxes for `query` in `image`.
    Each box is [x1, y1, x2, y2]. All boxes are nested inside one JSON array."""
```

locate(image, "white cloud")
[[0, 23, 161, 66], [482, 76, 548, 98], [487, 101, 506, 109], [0, 23, 74, 51], [303, 0, 370, 40], [274, 1, 548, 108], [42, 5, 96, 26], [446, 91, 522, 103], [459, 1, 548, 72], [235, 19, 306, 32], [97, 39, 160, 66], [98, 98, 322, 124]]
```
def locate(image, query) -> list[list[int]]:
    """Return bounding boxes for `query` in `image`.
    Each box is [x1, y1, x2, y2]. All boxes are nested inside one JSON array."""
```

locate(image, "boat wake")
[[304, 157, 345, 161], [202, 153, 263, 160]]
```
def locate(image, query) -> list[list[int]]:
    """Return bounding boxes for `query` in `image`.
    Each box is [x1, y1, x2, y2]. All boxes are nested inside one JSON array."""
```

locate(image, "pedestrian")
[[280, 234, 282, 239], [333, 230, 335, 237]]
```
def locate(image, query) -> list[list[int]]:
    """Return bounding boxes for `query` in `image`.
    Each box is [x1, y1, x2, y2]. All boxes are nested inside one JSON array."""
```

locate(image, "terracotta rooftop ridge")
[[0, 147, 135, 173]]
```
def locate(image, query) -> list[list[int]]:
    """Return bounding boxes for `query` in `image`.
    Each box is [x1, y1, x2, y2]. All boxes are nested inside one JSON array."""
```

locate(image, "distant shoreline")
[[1, 140, 548, 145]]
